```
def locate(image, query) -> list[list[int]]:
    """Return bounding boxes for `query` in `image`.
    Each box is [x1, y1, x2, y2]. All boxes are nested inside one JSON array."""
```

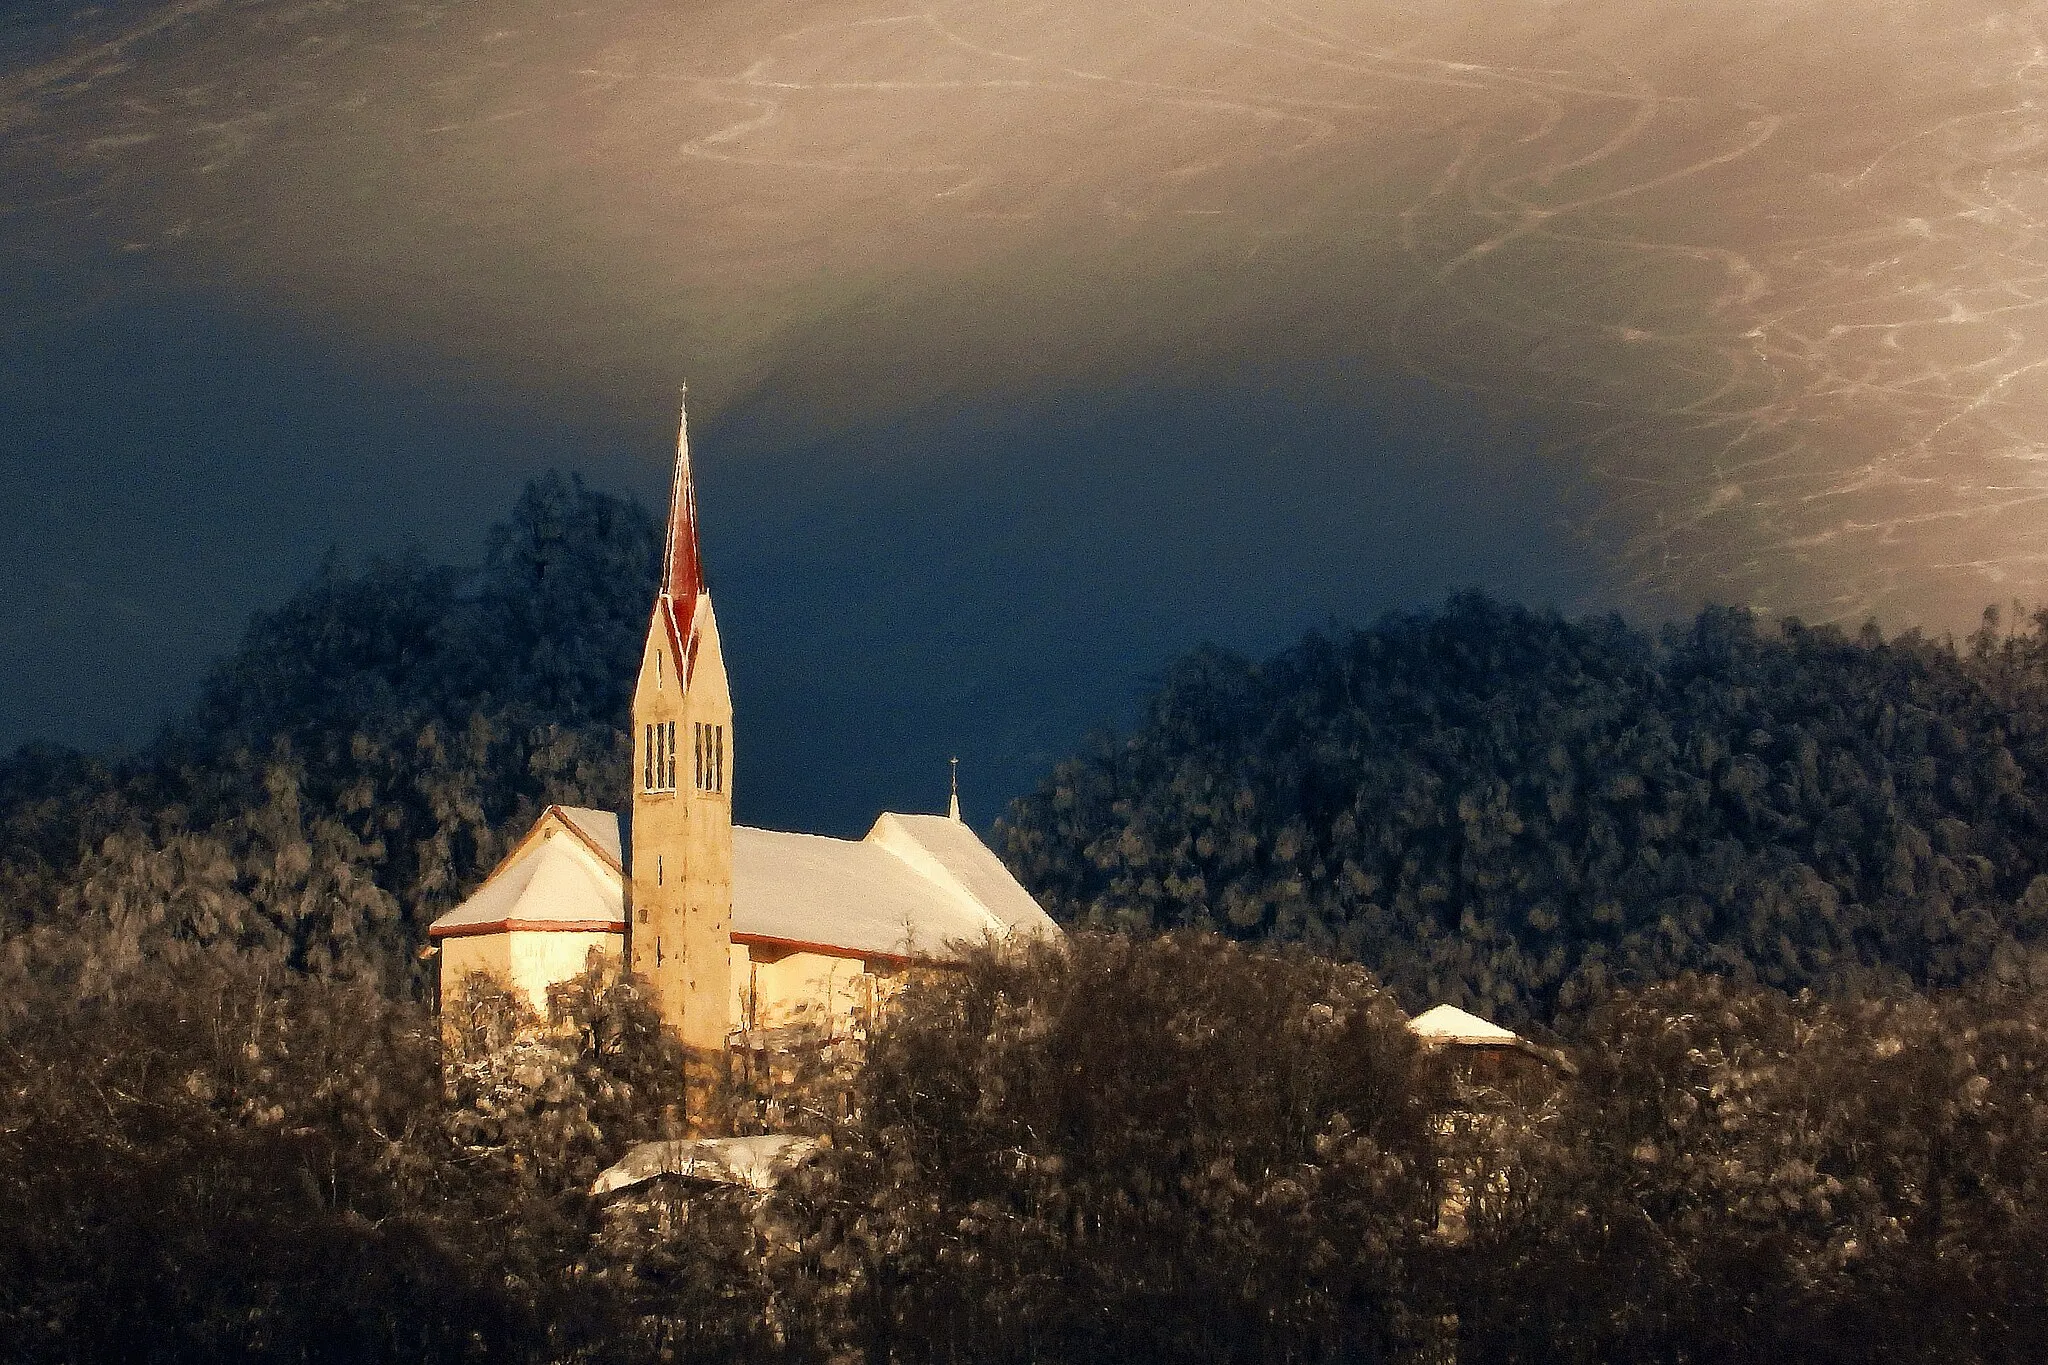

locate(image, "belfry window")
[[693, 722, 725, 793], [644, 721, 677, 793]]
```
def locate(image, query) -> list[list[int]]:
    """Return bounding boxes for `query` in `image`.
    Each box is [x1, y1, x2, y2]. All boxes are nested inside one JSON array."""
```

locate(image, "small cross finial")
[[949, 756, 961, 822]]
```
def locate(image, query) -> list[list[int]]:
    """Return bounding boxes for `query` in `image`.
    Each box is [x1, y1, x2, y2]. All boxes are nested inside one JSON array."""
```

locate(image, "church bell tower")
[[629, 397, 734, 1059]]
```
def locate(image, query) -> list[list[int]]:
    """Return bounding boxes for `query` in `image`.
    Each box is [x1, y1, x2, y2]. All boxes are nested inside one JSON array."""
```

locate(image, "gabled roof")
[[428, 806, 625, 938], [864, 813, 1062, 940], [733, 822, 1010, 960], [427, 806, 1059, 961], [1407, 1003, 1521, 1046], [554, 806, 624, 871]]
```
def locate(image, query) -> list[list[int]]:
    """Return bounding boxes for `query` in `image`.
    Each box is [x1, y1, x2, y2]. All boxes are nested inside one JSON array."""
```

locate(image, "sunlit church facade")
[[428, 408, 1059, 1051]]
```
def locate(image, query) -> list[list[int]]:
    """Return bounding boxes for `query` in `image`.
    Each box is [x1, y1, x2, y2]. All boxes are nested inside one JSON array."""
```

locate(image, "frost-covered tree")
[[1453, 971, 2048, 1364], [775, 932, 1452, 1365], [1003, 597, 2048, 1023]]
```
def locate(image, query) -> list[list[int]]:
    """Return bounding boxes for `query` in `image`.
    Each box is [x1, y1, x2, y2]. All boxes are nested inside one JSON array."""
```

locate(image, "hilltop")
[[1000, 594, 2048, 1024]]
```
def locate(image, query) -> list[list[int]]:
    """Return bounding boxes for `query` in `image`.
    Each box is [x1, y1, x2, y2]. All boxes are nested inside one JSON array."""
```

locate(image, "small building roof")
[[1407, 1003, 1521, 1046], [592, 1135, 820, 1198]]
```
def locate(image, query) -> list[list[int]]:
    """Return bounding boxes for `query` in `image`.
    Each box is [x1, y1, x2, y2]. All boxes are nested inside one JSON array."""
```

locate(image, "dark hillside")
[[999, 595, 2048, 1024], [0, 473, 658, 994], [13, 473, 2048, 1026]]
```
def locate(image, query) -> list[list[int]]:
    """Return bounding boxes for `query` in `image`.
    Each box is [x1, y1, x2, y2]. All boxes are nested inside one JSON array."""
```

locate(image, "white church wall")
[[510, 931, 622, 1013], [442, 930, 621, 1017], [736, 943, 902, 1037]]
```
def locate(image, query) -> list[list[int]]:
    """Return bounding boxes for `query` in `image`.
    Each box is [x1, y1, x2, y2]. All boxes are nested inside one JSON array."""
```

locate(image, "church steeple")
[[630, 387, 735, 1096]]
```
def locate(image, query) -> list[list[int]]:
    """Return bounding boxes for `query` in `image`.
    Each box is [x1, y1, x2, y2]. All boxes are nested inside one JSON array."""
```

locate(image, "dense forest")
[[1000, 594, 2048, 1023], [1, 472, 657, 997], [7, 476, 2048, 1360], [5, 932, 2046, 1363]]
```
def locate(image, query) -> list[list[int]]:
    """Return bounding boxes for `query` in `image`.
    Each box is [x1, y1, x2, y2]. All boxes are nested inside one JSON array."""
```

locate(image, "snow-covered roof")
[[1407, 1003, 1521, 1046], [592, 1135, 820, 1197], [428, 807, 1057, 961], [864, 813, 1062, 940], [428, 807, 626, 936], [554, 806, 624, 870], [734, 821, 1020, 959]]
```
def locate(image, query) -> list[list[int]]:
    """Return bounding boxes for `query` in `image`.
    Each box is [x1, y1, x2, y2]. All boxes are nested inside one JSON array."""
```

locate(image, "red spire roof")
[[663, 396, 703, 601], [657, 396, 703, 684]]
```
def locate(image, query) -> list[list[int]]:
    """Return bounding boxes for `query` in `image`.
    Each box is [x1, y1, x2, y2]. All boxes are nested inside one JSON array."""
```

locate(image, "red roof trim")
[[431, 918, 625, 940], [732, 932, 919, 966], [436, 921, 920, 962]]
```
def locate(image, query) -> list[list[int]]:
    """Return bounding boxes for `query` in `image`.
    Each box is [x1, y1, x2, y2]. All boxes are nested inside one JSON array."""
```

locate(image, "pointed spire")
[[949, 756, 962, 822], [655, 387, 705, 686], [662, 387, 703, 603]]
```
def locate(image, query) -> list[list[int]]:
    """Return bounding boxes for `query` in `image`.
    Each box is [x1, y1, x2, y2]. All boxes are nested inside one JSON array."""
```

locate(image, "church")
[[428, 407, 1060, 1052]]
